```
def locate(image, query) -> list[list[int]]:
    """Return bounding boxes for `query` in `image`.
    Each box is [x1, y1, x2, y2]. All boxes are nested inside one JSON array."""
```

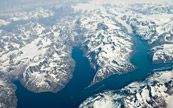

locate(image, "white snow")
[[0, 19, 10, 26], [80, 70, 173, 108], [167, 96, 173, 108], [0, 80, 5, 86], [93, 95, 116, 108], [164, 44, 173, 50]]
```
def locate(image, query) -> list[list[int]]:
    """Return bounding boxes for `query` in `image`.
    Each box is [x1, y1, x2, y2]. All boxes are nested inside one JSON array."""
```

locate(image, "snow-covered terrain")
[[74, 6, 135, 86], [72, 0, 173, 85], [0, 73, 17, 108], [0, 15, 76, 93], [0, 0, 173, 107], [0, 0, 137, 93], [123, 3, 173, 63], [79, 70, 173, 108], [0, 6, 77, 106]]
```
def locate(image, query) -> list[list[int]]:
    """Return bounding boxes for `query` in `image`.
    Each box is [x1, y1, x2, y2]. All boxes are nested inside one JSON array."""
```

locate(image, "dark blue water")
[[14, 34, 173, 108], [15, 47, 96, 108]]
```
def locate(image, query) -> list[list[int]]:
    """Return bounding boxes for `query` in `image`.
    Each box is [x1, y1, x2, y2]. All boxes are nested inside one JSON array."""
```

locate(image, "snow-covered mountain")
[[74, 7, 135, 86], [0, 8, 77, 93], [0, 73, 17, 108], [124, 3, 173, 64], [72, 0, 173, 85], [0, 0, 136, 94], [79, 70, 173, 108], [0, 0, 173, 107]]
